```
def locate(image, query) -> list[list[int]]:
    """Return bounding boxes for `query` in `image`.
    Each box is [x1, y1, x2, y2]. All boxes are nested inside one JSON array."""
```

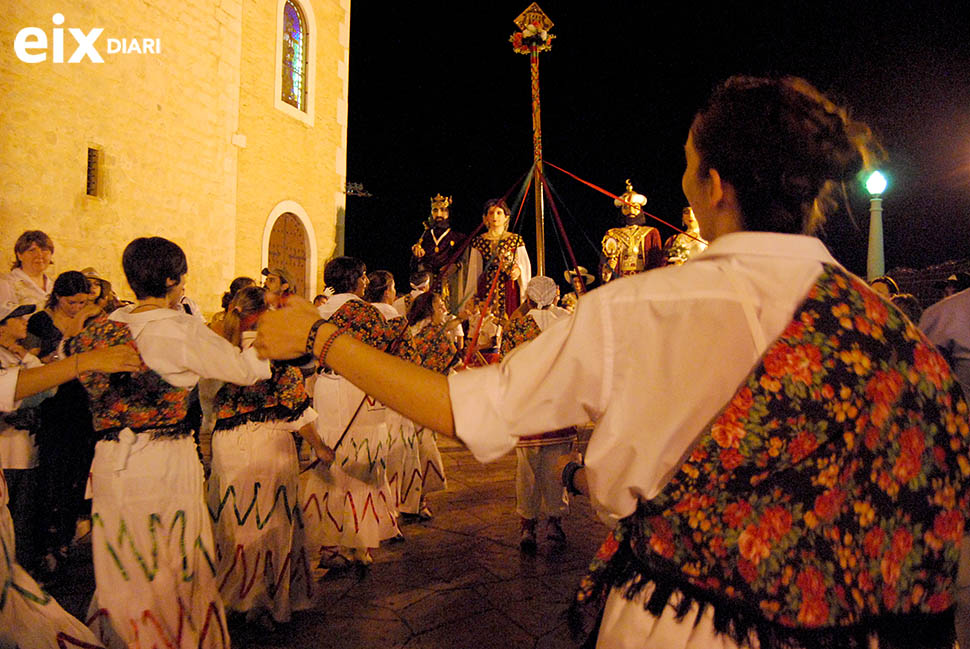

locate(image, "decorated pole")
[[511, 4, 554, 276]]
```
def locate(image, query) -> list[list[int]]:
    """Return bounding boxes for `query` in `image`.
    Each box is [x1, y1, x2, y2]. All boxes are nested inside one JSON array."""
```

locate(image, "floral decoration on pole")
[[510, 3, 555, 54]]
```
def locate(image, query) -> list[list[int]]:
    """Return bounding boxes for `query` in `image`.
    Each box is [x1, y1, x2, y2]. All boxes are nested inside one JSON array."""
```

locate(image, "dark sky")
[[344, 1, 970, 287]]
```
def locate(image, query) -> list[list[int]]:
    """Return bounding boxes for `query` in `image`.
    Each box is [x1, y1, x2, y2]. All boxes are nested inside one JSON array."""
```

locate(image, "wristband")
[[306, 319, 327, 356], [561, 460, 585, 496], [318, 326, 347, 370]]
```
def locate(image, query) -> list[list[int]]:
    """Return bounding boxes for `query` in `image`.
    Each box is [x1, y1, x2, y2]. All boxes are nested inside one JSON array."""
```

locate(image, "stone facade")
[[0, 0, 349, 314]]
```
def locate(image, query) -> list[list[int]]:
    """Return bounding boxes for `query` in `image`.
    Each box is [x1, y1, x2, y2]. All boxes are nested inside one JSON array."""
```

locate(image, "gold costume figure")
[[600, 180, 663, 283]]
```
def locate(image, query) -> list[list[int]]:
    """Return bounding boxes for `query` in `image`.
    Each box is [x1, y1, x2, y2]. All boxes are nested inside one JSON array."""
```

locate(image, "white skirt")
[[207, 420, 313, 622], [0, 472, 102, 649], [86, 433, 229, 649], [385, 414, 421, 513], [391, 421, 447, 515], [301, 374, 399, 554]]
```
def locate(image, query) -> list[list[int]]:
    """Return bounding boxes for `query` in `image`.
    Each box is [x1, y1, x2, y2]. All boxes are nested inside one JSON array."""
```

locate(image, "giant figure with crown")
[[410, 193, 468, 310]]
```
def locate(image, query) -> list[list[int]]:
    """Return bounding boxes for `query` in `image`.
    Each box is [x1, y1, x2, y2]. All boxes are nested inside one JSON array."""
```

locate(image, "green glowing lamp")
[[865, 170, 888, 196]]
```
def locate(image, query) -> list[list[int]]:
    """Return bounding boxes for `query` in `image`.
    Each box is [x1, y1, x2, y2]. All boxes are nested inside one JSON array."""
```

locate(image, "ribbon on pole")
[[544, 161, 706, 245]]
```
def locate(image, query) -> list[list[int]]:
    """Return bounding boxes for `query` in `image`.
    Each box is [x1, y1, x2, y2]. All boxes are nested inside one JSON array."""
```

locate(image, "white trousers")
[[515, 442, 570, 520]]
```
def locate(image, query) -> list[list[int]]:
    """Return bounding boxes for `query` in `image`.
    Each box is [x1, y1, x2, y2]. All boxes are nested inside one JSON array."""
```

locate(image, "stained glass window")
[[282, 0, 308, 111]]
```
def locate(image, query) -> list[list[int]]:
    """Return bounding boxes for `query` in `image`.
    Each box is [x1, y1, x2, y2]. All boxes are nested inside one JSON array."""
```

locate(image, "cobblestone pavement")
[[51, 436, 610, 648]]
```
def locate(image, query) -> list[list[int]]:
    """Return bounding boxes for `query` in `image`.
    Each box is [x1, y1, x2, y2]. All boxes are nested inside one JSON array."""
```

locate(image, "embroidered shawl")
[[68, 314, 190, 439], [571, 265, 970, 649], [500, 314, 542, 357], [327, 300, 410, 356], [408, 323, 459, 374], [212, 363, 310, 431]]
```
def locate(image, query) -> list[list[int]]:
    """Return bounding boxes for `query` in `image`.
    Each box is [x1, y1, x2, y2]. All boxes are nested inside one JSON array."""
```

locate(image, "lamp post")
[[866, 170, 888, 280]]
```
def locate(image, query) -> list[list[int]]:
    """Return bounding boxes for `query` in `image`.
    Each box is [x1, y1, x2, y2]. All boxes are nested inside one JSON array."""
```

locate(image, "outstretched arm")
[[13, 345, 141, 401], [255, 300, 456, 436]]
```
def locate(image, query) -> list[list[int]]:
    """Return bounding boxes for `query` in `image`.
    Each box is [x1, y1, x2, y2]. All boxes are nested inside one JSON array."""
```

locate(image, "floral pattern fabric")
[[326, 300, 410, 357], [572, 265, 970, 649], [409, 323, 459, 374], [212, 364, 310, 431], [68, 314, 190, 438], [500, 315, 542, 357]]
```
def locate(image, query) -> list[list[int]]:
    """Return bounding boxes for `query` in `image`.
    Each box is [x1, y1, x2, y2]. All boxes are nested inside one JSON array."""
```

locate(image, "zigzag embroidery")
[[300, 488, 394, 534], [207, 483, 295, 528], [389, 460, 446, 505], [339, 436, 388, 473], [1, 518, 53, 609], [55, 632, 103, 649], [92, 511, 217, 583], [87, 596, 228, 649], [217, 543, 313, 601]]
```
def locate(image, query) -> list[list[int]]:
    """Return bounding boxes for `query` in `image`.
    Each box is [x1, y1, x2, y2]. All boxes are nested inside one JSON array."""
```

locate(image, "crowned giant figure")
[[410, 193, 468, 310], [599, 179, 664, 283]]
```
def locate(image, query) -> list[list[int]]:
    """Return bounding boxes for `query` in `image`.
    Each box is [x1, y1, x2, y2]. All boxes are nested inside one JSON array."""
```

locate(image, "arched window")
[[281, 0, 308, 111]]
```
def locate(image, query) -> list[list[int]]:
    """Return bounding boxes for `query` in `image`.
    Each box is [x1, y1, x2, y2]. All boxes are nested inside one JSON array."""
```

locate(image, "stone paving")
[[51, 436, 610, 648]]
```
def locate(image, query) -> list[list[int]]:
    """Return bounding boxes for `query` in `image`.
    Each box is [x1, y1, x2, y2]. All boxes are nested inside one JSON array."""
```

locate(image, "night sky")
[[344, 1, 970, 288]]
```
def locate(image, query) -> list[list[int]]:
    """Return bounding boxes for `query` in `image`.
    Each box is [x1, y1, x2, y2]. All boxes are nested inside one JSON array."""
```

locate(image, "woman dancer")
[[208, 276, 256, 337], [392, 292, 457, 521], [70, 237, 272, 649], [463, 199, 532, 317], [257, 76, 970, 649], [28, 271, 100, 576], [0, 342, 138, 649], [207, 286, 332, 628], [300, 257, 402, 570]]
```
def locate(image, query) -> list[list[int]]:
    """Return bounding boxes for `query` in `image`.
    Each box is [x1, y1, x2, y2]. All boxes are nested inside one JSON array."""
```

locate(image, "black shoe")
[[519, 519, 537, 553]]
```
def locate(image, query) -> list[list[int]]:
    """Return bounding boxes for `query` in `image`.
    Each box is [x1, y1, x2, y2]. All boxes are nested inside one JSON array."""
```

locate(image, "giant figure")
[[600, 180, 663, 283], [410, 193, 467, 311]]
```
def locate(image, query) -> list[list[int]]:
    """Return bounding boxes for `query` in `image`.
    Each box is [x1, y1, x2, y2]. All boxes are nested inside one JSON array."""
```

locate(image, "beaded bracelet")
[[306, 319, 327, 357], [561, 461, 585, 496], [318, 326, 347, 369]]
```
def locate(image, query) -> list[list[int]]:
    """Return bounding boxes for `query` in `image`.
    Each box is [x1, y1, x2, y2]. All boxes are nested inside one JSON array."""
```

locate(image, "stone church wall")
[[0, 0, 349, 313]]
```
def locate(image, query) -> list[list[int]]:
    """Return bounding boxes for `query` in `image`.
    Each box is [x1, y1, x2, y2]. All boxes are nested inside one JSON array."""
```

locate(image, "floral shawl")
[[67, 314, 190, 439], [212, 364, 310, 431], [327, 300, 410, 356], [571, 265, 970, 649], [500, 314, 542, 357], [408, 323, 459, 374]]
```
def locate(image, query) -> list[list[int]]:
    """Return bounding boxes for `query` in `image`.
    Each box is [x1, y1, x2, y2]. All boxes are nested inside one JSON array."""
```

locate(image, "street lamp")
[[866, 170, 887, 280]]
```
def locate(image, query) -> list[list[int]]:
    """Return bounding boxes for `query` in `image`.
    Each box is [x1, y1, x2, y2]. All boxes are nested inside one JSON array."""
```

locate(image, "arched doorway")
[[267, 212, 309, 298]]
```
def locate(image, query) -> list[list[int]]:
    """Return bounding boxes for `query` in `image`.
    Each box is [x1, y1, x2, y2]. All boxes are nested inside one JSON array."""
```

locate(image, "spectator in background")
[[0, 231, 55, 309], [262, 267, 294, 308]]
